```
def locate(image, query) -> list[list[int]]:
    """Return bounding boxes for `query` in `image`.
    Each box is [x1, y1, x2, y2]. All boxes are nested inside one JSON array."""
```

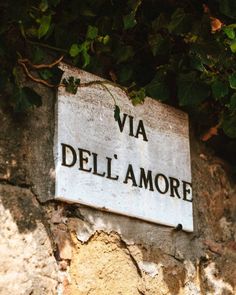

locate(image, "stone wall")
[[0, 77, 235, 294]]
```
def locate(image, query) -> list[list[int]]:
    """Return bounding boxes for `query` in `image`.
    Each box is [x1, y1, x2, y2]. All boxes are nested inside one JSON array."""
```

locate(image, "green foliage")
[[129, 88, 146, 105], [222, 113, 236, 138], [13, 86, 42, 112], [177, 72, 210, 106], [38, 15, 52, 39], [62, 77, 80, 94], [1, 0, 236, 165], [114, 105, 120, 121]]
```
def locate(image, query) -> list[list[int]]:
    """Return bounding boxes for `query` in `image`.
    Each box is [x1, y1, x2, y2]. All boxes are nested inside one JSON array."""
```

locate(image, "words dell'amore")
[[60, 143, 192, 203]]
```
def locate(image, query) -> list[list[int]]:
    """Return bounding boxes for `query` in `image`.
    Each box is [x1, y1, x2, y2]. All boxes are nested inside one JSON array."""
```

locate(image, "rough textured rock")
[[0, 184, 58, 294], [0, 68, 235, 294], [0, 80, 55, 201]]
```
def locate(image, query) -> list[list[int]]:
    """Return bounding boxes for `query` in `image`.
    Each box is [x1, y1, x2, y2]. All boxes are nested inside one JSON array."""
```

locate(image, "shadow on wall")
[[0, 184, 43, 233]]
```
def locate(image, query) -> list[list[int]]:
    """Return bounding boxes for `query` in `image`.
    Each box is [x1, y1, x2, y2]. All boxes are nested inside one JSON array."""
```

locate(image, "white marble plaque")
[[55, 64, 193, 231]]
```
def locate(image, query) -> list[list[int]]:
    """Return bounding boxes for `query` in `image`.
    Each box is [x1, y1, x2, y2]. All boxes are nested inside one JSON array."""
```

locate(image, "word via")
[[117, 113, 148, 142]]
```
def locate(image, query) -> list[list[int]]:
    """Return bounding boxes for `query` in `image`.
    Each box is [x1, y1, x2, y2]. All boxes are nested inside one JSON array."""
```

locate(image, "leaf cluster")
[[1, 0, 236, 165]]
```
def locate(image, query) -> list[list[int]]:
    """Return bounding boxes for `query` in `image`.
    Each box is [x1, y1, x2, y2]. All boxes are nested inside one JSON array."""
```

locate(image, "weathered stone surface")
[[0, 80, 55, 201], [0, 184, 58, 294], [66, 232, 140, 295], [0, 65, 235, 295]]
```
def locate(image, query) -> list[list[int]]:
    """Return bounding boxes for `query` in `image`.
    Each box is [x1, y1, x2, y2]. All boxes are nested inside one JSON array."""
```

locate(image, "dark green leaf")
[[146, 72, 170, 101], [123, 13, 137, 30], [230, 40, 236, 53], [152, 14, 168, 31], [118, 66, 133, 84], [114, 105, 120, 121], [229, 93, 236, 110], [168, 8, 191, 35], [13, 86, 42, 112], [82, 49, 90, 68], [148, 34, 170, 56], [38, 15, 52, 39], [229, 73, 236, 89], [129, 88, 146, 105], [177, 72, 210, 106], [115, 46, 134, 64], [190, 55, 205, 72], [86, 25, 98, 40], [211, 79, 228, 100], [222, 114, 236, 138], [63, 77, 80, 94], [97, 35, 110, 45], [39, 69, 53, 80], [39, 0, 48, 12], [69, 44, 80, 57], [223, 27, 235, 39]]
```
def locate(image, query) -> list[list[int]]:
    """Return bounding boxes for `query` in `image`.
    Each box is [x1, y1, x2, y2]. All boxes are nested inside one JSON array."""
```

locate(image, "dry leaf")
[[201, 125, 219, 141], [210, 17, 223, 32]]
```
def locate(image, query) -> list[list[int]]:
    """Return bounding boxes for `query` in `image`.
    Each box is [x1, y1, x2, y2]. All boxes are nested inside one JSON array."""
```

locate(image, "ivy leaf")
[[69, 44, 81, 57], [63, 77, 80, 94], [229, 93, 236, 110], [114, 105, 120, 121], [38, 15, 51, 39], [81, 49, 90, 68], [190, 55, 205, 72], [223, 27, 235, 39], [230, 40, 236, 53], [117, 66, 133, 84], [86, 25, 98, 40], [39, 0, 48, 12], [222, 114, 236, 138], [152, 13, 168, 31], [129, 88, 146, 105], [39, 69, 53, 80], [13, 86, 42, 112], [123, 0, 141, 30], [148, 33, 170, 56], [229, 73, 236, 89], [177, 72, 210, 106], [97, 35, 110, 45], [168, 8, 191, 35], [123, 13, 137, 30], [146, 72, 170, 101], [146, 81, 169, 101], [211, 79, 228, 100], [115, 45, 134, 64]]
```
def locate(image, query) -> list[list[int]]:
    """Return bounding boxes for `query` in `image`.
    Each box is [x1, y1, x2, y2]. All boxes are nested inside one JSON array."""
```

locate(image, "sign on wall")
[[55, 64, 193, 232]]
